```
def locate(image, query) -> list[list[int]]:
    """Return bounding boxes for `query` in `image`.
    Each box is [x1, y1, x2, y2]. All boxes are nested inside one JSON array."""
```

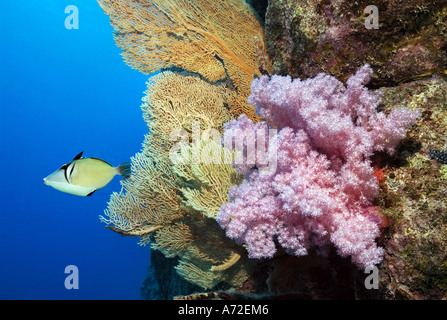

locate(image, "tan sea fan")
[[100, 71, 250, 289], [97, 0, 270, 120], [174, 139, 243, 219]]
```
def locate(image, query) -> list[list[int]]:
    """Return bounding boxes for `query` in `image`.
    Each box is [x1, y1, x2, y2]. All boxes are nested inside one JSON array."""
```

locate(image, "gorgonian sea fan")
[[217, 65, 420, 268]]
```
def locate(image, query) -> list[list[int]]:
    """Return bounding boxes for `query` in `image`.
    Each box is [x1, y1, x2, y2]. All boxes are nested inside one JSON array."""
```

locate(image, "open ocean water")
[[0, 0, 151, 299]]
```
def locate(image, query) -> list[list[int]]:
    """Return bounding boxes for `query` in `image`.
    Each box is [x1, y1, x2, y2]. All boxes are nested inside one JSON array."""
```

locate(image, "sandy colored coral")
[[152, 223, 194, 258], [98, 0, 270, 120], [143, 71, 233, 145], [170, 211, 253, 290], [173, 140, 243, 219], [100, 71, 251, 289]]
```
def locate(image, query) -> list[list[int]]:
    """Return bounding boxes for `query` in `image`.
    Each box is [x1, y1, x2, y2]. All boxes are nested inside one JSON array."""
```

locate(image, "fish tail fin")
[[117, 162, 131, 178]]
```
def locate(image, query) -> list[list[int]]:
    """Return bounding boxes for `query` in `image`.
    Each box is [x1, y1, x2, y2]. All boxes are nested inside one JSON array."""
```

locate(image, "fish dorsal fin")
[[73, 152, 84, 160]]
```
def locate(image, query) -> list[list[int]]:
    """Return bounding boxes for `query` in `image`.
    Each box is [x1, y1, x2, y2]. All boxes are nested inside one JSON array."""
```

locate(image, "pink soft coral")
[[217, 65, 420, 268]]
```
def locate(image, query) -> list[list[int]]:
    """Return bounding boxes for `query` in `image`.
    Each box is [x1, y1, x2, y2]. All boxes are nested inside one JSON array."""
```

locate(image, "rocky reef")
[[265, 0, 447, 87], [245, 0, 446, 299], [368, 75, 447, 299]]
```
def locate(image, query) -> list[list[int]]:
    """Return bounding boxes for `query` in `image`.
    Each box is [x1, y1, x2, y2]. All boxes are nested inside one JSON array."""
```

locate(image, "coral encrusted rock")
[[265, 0, 447, 86]]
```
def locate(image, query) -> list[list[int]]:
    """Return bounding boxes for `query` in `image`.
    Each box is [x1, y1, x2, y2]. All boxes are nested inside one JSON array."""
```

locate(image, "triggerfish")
[[43, 152, 131, 196]]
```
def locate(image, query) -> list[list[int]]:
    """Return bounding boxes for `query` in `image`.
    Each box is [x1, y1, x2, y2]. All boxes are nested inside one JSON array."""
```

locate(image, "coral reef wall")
[[366, 76, 447, 299], [266, 0, 447, 86], [264, 0, 447, 299], [99, 0, 447, 299]]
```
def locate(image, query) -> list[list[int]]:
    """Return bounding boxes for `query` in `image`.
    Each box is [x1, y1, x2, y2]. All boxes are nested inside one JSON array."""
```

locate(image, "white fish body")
[[43, 152, 131, 197]]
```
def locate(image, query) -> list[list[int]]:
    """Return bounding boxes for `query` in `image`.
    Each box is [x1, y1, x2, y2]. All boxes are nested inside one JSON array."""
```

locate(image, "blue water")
[[0, 0, 151, 299]]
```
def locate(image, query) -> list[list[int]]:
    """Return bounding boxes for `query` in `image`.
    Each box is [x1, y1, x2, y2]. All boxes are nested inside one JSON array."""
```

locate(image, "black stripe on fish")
[[87, 190, 95, 196], [64, 163, 71, 183], [69, 162, 75, 177], [65, 162, 76, 184], [58, 163, 71, 183]]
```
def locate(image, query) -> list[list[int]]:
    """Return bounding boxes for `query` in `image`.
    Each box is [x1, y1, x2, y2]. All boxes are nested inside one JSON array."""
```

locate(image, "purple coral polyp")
[[217, 64, 420, 268]]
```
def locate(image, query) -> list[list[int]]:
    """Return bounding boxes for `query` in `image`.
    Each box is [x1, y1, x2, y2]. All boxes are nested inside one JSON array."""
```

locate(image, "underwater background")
[[0, 0, 151, 299], [1, 0, 446, 301]]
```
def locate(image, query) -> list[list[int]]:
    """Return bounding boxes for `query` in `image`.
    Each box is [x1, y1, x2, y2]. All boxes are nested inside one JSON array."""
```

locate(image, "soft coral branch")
[[217, 65, 420, 268]]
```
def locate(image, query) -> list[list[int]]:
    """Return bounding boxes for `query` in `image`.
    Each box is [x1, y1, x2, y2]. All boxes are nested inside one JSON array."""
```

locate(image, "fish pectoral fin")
[[86, 190, 96, 196], [73, 151, 84, 160]]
